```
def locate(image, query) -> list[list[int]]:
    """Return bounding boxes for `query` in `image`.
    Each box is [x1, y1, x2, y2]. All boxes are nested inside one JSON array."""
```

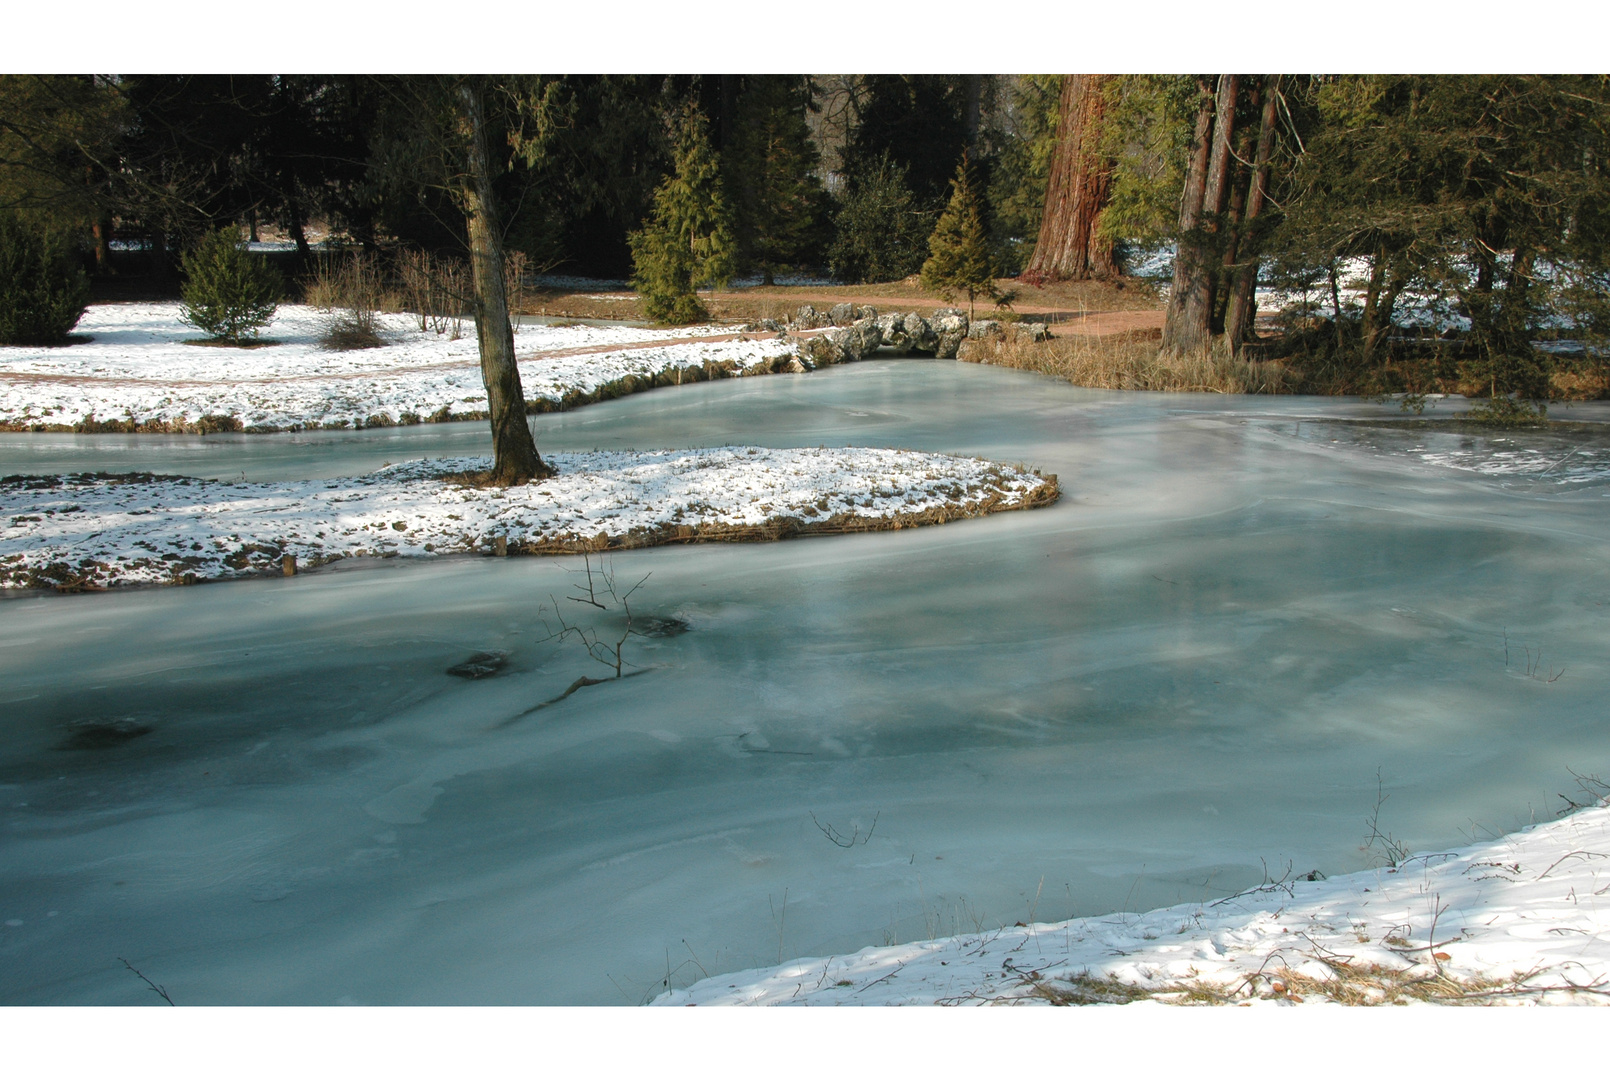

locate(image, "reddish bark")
[[1023, 74, 1115, 283]]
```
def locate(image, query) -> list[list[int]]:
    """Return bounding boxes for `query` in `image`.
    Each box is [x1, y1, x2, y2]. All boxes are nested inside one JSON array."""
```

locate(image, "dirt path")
[[0, 309, 1160, 393]]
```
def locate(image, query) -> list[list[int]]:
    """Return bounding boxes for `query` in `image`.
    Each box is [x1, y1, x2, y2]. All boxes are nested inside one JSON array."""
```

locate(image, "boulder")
[[829, 302, 857, 327], [1013, 321, 1051, 344], [799, 334, 844, 366], [967, 319, 1004, 341], [792, 304, 832, 331], [875, 312, 909, 351], [903, 312, 938, 353], [932, 308, 969, 359]]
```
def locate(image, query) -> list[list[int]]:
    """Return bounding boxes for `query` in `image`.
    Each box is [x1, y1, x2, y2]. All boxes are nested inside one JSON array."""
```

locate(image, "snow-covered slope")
[[655, 799, 1610, 1006]]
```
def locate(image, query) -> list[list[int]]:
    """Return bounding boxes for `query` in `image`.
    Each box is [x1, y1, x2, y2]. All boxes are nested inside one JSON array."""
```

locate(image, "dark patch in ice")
[[635, 616, 690, 638], [58, 718, 153, 750], [446, 652, 508, 679]]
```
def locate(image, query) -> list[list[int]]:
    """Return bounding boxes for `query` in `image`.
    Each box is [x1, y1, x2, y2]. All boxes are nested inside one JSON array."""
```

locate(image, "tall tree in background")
[[725, 76, 827, 284], [629, 104, 738, 323], [1023, 74, 1116, 282]]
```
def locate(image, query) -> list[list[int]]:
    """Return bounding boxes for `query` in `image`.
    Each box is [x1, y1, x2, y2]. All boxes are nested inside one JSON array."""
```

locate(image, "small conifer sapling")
[[921, 155, 1001, 318], [179, 227, 283, 344]]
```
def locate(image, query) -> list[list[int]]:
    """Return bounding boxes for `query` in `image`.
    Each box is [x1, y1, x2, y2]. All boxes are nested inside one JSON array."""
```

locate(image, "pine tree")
[[629, 105, 738, 324], [726, 76, 827, 285], [921, 155, 1000, 317]]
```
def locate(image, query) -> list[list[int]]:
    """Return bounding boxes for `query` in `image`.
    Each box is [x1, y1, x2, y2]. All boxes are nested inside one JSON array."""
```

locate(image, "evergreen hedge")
[[0, 214, 90, 345]]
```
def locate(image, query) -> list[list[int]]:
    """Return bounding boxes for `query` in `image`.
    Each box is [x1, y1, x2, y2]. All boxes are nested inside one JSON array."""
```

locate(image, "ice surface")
[[3, 360, 1610, 1004]]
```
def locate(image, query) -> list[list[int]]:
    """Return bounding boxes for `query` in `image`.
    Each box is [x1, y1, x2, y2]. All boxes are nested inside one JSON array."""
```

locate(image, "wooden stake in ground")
[[455, 81, 552, 486], [1024, 74, 1116, 283]]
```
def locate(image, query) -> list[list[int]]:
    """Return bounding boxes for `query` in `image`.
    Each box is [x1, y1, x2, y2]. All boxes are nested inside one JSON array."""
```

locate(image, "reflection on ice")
[[2, 360, 1610, 1004]]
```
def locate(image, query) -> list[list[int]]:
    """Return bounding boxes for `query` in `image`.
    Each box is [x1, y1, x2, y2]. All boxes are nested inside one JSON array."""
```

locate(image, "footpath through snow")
[[0, 447, 1057, 590], [0, 304, 799, 433], [655, 797, 1610, 1006]]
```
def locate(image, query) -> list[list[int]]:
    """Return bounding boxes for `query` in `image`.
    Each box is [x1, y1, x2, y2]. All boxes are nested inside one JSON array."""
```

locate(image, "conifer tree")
[[921, 155, 1000, 317], [827, 151, 929, 284], [726, 76, 827, 285], [629, 105, 738, 324]]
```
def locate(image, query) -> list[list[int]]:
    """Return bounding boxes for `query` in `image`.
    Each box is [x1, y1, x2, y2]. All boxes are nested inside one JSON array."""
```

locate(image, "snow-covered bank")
[[0, 304, 798, 433], [0, 447, 1057, 591], [655, 798, 1610, 1006]]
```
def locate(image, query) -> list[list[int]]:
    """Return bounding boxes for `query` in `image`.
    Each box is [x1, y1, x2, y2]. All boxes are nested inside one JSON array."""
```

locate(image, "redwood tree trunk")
[[1226, 75, 1280, 354], [457, 82, 551, 486], [1023, 74, 1115, 282], [1161, 79, 1217, 353]]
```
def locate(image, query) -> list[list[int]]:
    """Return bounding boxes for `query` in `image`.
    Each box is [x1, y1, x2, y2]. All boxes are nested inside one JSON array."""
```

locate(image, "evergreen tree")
[[0, 213, 90, 345], [827, 151, 930, 284], [629, 105, 738, 324], [921, 156, 1000, 317], [725, 76, 828, 284], [179, 227, 283, 343]]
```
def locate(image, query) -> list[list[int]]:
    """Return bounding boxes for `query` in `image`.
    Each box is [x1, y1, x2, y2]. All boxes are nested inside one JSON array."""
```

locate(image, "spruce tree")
[[179, 227, 283, 344], [921, 155, 1000, 317], [726, 76, 827, 285], [629, 105, 738, 324]]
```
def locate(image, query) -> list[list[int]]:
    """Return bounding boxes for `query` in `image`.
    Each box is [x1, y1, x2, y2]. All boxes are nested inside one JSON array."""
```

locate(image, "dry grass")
[[1017, 956, 1603, 1007], [519, 276, 1162, 327], [976, 331, 1300, 395]]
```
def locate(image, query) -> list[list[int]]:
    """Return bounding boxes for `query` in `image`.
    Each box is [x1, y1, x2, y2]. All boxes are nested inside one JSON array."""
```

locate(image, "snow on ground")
[[0, 303, 795, 432], [0, 446, 1056, 590], [654, 798, 1610, 1006]]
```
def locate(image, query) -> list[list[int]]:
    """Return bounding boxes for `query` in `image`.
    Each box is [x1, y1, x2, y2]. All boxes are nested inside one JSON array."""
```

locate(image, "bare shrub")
[[396, 248, 470, 338], [313, 252, 386, 351]]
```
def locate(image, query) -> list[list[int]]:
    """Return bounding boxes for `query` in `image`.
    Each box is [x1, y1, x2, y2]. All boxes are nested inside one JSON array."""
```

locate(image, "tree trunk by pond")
[[456, 82, 552, 486]]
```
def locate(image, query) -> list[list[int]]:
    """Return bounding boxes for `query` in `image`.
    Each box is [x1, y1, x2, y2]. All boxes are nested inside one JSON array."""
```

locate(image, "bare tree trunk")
[[1226, 76, 1280, 354], [457, 82, 551, 486], [1023, 74, 1115, 283], [1161, 79, 1217, 353], [92, 217, 113, 275], [1173, 74, 1238, 352]]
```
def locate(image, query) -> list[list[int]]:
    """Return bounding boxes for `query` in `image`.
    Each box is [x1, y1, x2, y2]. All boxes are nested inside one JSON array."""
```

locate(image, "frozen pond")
[[4, 360, 1610, 1004]]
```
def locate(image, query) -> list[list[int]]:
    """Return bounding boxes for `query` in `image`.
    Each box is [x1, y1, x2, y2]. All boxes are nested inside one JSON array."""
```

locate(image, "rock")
[[745, 318, 784, 333], [792, 304, 831, 331], [876, 313, 910, 351], [1013, 321, 1051, 344], [800, 334, 844, 366], [904, 313, 937, 353], [447, 651, 508, 679], [855, 305, 877, 322], [783, 356, 810, 374], [60, 718, 153, 750], [967, 319, 1004, 341], [828, 302, 857, 327], [956, 339, 991, 363], [931, 309, 969, 359]]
